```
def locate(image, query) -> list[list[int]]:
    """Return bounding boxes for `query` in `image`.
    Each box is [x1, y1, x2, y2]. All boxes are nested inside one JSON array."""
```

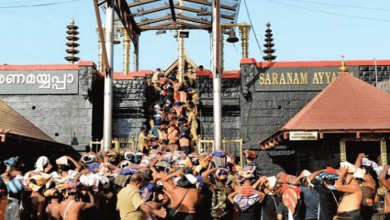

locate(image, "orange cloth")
[[240, 185, 253, 197], [283, 188, 298, 213]]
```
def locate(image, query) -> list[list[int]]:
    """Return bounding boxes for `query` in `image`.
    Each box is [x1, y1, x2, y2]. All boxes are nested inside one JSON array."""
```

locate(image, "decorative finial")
[[263, 22, 276, 62], [65, 19, 80, 64], [338, 55, 349, 72]]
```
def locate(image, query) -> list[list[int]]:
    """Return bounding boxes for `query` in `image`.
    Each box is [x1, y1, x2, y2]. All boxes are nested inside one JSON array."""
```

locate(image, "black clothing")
[[312, 179, 342, 220], [360, 205, 375, 220], [172, 212, 196, 220], [262, 194, 282, 220], [384, 212, 390, 220], [336, 210, 363, 220], [181, 146, 191, 155], [235, 199, 262, 220], [276, 199, 304, 220]]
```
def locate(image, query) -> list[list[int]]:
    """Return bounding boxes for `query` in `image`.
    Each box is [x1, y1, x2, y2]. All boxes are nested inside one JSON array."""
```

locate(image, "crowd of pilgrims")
[[2, 69, 390, 220], [2, 148, 390, 220]]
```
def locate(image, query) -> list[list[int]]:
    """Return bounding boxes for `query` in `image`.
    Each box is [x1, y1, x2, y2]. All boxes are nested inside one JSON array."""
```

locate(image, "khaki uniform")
[[117, 184, 146, 220], [188, 113, 198, 140]]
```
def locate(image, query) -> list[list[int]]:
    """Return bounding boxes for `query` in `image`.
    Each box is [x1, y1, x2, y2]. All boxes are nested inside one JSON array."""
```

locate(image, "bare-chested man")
[[60, 183, 95, 220], [334, 166, 364, 220], [44, 188, 62, 220], [355, 153, 379, 220], [150, 156, 168, 181], [161, 169, 199, 220], [378, 165, 390, 220]]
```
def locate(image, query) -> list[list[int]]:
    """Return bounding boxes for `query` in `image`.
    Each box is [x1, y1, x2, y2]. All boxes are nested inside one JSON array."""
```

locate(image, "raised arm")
[[293, 170, 307, 185], [80, 188, 95, 209], [201, 168, 218, 179], [67, 156, 82, 172], [335, 166, 360, 193], [379, 165, 390, 191], [228, 191, 239, 204], [355, 153, 366, 168], [161, 169, 183, 194], [308, 169, 326, 181], [253, 175, 267, 189]]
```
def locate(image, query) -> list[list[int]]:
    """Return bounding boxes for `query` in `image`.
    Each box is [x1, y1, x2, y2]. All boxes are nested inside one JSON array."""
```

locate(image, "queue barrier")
[[89, 136, 136, 153], [198, 137, 243, 167]]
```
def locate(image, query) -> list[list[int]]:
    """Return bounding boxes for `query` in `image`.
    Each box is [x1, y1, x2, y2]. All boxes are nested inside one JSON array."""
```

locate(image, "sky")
[[0, 0, 389, 72]]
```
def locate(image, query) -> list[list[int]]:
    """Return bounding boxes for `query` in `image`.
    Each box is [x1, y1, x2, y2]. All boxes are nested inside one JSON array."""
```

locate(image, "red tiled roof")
[[259, 73, 390, 148], [0, 99, 56, 143], [239, 58, 390, 68]]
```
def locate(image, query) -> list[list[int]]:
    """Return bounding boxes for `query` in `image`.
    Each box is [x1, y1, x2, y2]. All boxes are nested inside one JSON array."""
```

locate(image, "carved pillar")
[[380, 138, 387, 165], [122, 28, 131, 75], [239, 24, 250, 59], [340, 140, 346, 162]]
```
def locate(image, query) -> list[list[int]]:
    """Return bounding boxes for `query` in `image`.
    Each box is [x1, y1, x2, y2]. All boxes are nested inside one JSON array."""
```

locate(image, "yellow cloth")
[[56, 156, 68, 165], [117, 184, 146, 220], [138, 132, 146, 151], [152, 72, 160, 87], [188, 113, 198, 128]]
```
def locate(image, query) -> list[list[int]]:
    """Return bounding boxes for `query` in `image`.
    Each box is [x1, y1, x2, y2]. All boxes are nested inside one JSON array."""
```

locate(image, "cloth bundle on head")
[[141, 184, 157, 201], [362, 158, 379, 169], [267, 176, 277, 188], [237, 166, 256, 181], [87, 162, 101, 172], [215, 168, 229, 179], [81, 154, 96, 164], [80, 174, 109, 192], [212, 151, 227, 168], [27, 173, 52, 192], [276, 172, 297, 184], [120, 161, 132, 170], [353, 168, 366, 180], [156, 161, 170, 168], [244, 150, 258, 159], [325, 167, 337, 174], [124, 152, 137, 162], [66, 181, 81, 194], [56, 156, 68, 165], [340, 161, 357, 173], [318, 172, 339, 180], [4, 157, 20, 167], [35, 156, 50, 172], [44, 188, 59, 197]]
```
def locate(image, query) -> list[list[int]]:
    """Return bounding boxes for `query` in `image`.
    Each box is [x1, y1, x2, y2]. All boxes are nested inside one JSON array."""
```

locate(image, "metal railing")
[[89, 136, 136, 153], [198, 137, 243, 167]]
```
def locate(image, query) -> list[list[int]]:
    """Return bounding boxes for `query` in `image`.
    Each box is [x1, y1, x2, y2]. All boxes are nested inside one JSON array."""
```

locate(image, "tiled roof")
[[0, 99, 56, 143], [259, 72, 390, 148]]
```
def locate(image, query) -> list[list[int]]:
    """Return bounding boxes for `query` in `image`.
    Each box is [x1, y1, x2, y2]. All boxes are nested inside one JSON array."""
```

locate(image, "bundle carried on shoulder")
[[276, 172, 297, 184]]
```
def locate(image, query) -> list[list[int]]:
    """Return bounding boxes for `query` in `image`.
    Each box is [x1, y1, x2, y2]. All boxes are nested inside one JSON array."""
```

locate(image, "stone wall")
[[0, 64, 103, 153], [112, 76, 146, 140]]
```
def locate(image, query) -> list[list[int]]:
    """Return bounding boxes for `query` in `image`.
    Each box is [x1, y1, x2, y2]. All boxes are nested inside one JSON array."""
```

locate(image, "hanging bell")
[[226, 28, 239, 43], [114, 32, 121, 44]]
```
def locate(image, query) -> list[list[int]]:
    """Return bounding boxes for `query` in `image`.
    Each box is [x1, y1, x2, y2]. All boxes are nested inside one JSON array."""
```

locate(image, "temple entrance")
[[345, 141, 381, 164]]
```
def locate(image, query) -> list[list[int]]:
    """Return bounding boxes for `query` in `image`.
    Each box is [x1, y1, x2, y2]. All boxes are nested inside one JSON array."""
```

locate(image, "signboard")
[[0, 70, 79, 94], [290, 131, 318, 141], [255, 66, 359, 91]]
